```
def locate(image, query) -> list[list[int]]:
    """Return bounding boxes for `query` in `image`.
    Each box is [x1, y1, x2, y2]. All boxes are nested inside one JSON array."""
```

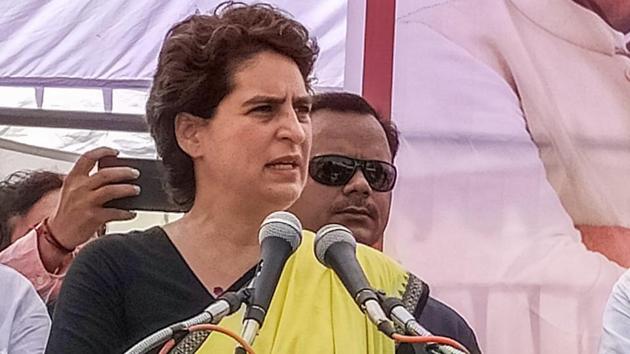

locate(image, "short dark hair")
[[311, 92, 400, 160], [146, 1, 319, 211], [0, 170, 63, 251]]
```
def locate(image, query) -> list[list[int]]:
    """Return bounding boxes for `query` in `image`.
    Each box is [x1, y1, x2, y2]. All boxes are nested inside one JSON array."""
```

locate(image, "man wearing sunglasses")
[[290, 93, 398, 250], [289, 92, 481, 353]]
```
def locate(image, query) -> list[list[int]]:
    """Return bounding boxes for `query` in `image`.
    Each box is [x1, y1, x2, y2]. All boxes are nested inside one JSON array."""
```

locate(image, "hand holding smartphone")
[[98, 156, 183, 212]]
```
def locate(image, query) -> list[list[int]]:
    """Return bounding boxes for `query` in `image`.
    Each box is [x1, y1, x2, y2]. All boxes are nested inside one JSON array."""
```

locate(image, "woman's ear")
[[174, 112, 207, 158]]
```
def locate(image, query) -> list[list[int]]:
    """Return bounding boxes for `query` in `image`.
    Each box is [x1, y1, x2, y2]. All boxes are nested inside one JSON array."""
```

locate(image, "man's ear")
[[174, 112, 207, 158]]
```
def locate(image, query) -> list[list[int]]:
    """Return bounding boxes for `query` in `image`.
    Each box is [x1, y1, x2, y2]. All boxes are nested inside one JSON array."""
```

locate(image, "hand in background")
[[41, 147, 140, 269]]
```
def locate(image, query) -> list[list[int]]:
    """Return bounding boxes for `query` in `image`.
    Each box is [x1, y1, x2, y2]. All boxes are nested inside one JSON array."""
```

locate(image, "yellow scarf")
[[196, 231, 408, 354]]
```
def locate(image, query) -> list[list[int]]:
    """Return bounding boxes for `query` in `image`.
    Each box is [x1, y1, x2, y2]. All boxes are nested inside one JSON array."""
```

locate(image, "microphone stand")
[[379, 295, 467, 354], [124, 288, 251, 354]]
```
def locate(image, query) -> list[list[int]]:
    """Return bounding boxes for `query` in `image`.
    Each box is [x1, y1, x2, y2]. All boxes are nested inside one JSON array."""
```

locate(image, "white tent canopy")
[[0, 0, 351, 170], [0, 0, 346, 89]]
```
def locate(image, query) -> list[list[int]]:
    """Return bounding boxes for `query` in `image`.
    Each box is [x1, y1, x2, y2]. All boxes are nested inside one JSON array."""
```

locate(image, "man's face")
[[289, 110, 393, 249]]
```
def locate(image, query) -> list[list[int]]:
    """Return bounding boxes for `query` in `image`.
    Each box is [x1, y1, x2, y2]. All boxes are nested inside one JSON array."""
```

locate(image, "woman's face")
[[192, 50, 312, 211]]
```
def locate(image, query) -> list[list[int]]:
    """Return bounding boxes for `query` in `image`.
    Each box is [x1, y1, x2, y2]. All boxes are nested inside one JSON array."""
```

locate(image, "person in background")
[[289, 92, 481, 353], [0, 170, 64, 251], [0, 148, 139, 304], [406, 0, 630, 258], [389, 0, 629, 352], [600, 269, 630, 353], [0, 263, 51, 354]]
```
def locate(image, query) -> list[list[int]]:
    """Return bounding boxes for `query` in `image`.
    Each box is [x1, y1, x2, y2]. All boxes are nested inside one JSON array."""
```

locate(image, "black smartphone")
[[97, 156, 184, 212]]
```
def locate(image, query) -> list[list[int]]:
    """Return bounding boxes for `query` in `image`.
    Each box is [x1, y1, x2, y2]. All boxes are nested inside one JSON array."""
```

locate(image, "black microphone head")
[[243, 211, 302, 327], [314, 224, 356, 267], [258, 211, 302, 252]]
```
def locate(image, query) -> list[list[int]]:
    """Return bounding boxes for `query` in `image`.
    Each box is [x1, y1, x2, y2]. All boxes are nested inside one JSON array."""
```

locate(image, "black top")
[[46, 227, 480, 354]]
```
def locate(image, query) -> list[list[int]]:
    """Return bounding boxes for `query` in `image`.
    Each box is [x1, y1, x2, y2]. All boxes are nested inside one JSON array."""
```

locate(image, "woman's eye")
[[294, 105, 312, 122], [251, 105, 273, 114], [294, 105, 311, 114]]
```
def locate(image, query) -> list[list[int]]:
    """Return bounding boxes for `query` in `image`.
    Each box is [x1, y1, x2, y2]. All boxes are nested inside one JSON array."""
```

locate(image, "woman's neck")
[[162, 197, 268, 292], [167, 183, 288, 257], [175, 200, 264, 249]]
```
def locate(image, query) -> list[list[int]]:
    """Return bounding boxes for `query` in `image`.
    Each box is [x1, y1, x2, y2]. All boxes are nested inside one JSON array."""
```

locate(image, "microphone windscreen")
[[314, 224, 356, 267], [258, 211, 302, 251]]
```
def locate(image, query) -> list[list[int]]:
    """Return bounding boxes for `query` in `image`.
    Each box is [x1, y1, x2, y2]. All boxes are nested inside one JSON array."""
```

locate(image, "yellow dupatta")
[[196, 231, 408, 354]]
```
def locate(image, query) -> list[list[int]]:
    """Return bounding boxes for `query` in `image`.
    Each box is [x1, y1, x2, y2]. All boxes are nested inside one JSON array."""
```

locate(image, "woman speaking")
[[46, 3, 420, 354]]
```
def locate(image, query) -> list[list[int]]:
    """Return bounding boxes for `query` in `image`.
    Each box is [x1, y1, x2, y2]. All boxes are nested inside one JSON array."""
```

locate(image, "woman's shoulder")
[[304, 230, 409, 296], [76, 226, 170, 264], [91, 226, 166, 247]]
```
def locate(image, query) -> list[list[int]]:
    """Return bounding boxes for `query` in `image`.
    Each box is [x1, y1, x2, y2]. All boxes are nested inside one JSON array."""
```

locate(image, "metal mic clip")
[[379, 295, 466, 354], [357, 289, 396, 337], [234, 281, 258, 354], [379, 294, 430, 336]]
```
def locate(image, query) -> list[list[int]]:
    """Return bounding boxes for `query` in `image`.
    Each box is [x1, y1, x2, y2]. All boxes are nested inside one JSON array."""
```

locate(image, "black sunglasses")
[[309, 154, 397, 192]]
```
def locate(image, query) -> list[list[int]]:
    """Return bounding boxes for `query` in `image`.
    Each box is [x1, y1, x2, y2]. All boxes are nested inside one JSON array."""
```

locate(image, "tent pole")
[[0, 107, 146, 132]]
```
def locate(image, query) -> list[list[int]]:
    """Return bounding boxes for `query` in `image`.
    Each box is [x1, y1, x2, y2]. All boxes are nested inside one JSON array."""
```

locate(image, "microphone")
[[381, 296, 432, 336], [125, 290, 246, 354], [235, 211, 303, 353], [380, 288, 466, 354], [314, 224, 395, 337]]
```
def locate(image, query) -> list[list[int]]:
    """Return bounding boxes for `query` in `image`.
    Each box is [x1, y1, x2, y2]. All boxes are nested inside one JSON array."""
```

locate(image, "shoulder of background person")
[[419, 296, 482, 353]]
